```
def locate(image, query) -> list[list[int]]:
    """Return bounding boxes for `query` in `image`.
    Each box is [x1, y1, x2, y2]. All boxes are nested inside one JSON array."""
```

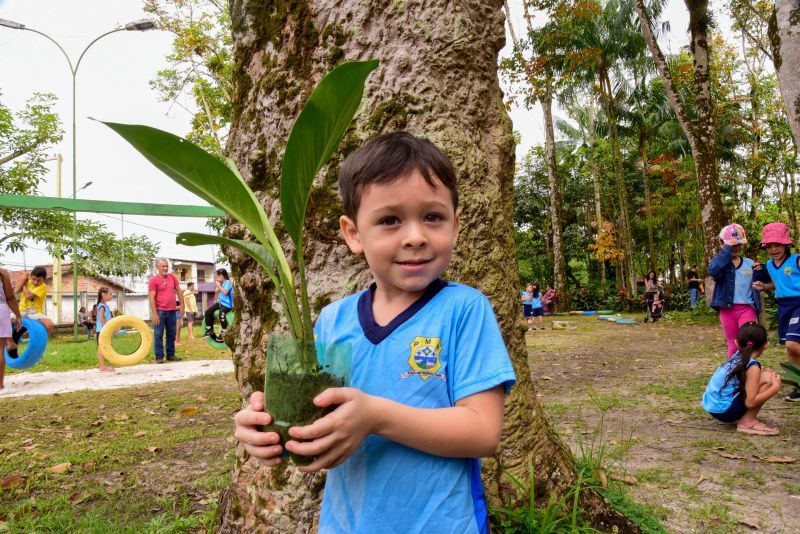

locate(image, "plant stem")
[[296, 243, 316, 372]]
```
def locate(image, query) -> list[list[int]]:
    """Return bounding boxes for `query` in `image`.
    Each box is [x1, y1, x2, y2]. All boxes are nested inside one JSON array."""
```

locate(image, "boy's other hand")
[[233, 391, 284, 465], [285, 387, 375, 473], [752, 281, 765, 291], [753, 262, 763, 271]]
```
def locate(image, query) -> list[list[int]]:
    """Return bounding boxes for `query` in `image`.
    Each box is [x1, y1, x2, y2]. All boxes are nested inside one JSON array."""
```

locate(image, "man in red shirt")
[[148, 258, 184, 363]]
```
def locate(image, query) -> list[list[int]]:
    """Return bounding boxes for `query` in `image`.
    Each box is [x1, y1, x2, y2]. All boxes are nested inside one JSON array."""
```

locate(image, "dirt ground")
[[530, 315, 800, 534]]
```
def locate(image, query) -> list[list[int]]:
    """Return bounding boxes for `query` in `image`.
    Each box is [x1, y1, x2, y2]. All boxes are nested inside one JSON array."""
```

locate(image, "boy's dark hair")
[[216, 268, 229, 280], [187, 282, 195, 288], [338, 131, 459, 221], [31, 266, 47, 279], [725, 322, 768, 398]]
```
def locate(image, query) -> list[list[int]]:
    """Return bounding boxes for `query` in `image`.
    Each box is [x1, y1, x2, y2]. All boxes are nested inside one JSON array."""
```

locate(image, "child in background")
[[94, 287, 115, 373], [232, 132, 516, 532], [204, 269, 233, 342], [702, 322, 781, 435], [1, 267, 23, 390], [707, 224, 761, 358], [14, 266, 54, 339], [519, 283, 534, 329], [183, 282, 198, 340], [530, 284, 545, 330], [78, 306, 94, 339], [752, 222, 800, 401]]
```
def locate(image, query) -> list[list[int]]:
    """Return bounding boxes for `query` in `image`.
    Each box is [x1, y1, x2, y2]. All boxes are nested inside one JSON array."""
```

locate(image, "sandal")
[[737, 419, 779, 436], [99, 367, 117, 373]]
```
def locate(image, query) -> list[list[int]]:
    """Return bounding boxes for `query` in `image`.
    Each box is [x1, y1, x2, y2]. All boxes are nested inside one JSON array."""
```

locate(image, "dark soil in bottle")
[[262, 370, 344, 465]]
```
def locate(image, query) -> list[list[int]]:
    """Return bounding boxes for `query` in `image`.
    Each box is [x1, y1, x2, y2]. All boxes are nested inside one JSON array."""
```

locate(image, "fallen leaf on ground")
[[755, 455, 797, 464], [541, 376, 553, 381], [718, 452, 745, 460], [134, 431, 147, 437], [49, 462, 71, 474], [69, 492, 86, 504], [609, 474, 637, 485], [147, 446, 160, 453], [180, 407, 199, 416], [737, 517, 760, 529], [694, 475, 707, 486], [195, 395, 207, 402], [665, 418, 683, 425], [0, 475, 24, 489], [594, 468, 608, 490]]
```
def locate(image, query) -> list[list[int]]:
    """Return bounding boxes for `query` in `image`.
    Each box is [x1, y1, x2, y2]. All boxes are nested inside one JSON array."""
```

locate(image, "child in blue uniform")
[[752, 222, 800, 401], [234, 132, 516, 533], [520, 283, 534, 328], [702, 322, 781, 434]]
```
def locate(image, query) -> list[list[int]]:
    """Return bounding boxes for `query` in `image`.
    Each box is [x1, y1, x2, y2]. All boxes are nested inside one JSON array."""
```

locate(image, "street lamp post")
[[0, 17, 155, 337]]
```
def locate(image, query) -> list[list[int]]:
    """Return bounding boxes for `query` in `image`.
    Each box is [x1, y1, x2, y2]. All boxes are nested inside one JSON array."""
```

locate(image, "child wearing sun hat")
[[707, 224, 762, 357], [752, 222, 800, 401]]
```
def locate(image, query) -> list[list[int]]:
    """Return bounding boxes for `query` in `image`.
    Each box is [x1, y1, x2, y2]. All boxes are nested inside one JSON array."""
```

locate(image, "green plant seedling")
[[101, 59, 378, 368]]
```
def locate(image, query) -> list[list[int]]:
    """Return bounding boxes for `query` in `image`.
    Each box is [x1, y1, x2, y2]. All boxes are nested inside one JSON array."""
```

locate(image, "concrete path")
[[0, 359, 234, 399]]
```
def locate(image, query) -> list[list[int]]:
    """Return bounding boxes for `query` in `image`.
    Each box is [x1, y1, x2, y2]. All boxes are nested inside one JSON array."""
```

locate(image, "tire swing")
[[98, 315, 153, 366], [202, 309, 234, 350], [4, 318, 48, 370]]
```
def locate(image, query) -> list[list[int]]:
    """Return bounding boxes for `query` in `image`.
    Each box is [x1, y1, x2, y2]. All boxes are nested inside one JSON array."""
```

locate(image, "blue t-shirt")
[[702, 353, 760, 413], [765, 254, 800, 299], [96, 302, 113, 332], [218, 280, 233, 308], [530, 295, 542, 308], [520, 290, 532, 304], [314, 280, 516, 534], [733, 257, 755, 305]]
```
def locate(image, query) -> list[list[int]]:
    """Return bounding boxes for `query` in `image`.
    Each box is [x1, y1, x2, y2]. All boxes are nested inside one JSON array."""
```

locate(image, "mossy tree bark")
[[214, 0, 640, 531], [771, 0, 800, 150]]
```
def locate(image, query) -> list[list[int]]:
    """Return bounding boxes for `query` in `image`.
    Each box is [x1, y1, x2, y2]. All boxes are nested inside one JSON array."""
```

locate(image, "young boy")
[[14, 266, 54, 339], [203, 268, 233, 342], [234, 132, 516, 532]]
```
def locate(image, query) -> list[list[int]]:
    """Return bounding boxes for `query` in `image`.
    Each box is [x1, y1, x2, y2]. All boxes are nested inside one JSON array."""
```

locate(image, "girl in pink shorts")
[[707, 224, 762, 357]]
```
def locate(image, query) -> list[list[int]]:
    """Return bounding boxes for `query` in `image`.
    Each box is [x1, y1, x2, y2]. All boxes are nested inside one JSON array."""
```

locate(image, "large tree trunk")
[[541, 96, 567, 302], [215, 0, 640, 532], [771, 0, 800, 149], [587, 100, 606, 285], [634, 0, 727, 267]]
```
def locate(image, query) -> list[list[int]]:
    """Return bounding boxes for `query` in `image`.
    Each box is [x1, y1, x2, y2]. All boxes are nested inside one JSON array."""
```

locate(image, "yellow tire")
[[98, 315, 153, 366]]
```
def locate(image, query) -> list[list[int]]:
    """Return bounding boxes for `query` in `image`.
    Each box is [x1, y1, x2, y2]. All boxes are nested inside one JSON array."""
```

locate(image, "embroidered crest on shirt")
[[784, 266, 794, 276], [402, 337, 445, 381]]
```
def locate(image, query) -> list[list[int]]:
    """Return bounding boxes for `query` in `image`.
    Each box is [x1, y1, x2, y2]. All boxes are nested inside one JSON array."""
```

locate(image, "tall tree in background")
[[503, 1, 568, 300], [634, 0, 727, 265], [215, 0, 638, 531]]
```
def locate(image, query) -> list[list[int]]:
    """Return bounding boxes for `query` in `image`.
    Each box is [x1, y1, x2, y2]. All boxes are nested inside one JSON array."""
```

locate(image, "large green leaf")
[[101, 121, 271, 246], [779, 362, 800, 388], [280, 59, 379, 246]]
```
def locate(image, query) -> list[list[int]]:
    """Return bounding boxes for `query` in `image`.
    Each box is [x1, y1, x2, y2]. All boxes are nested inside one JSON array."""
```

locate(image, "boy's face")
[[29, 275, 45, 287], [340, 170, 460, 302], [216, 274, 224, 283]]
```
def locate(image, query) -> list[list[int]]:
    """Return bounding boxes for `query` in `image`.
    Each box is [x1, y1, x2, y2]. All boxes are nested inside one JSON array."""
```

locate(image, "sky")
[[0, 0, 693, 272]]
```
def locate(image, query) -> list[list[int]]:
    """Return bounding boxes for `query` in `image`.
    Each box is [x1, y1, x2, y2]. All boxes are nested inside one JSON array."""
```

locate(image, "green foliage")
[[144, 0, 233, 157], [491, 465, 597, 534], [0, 91, 157, 276], [779, 362, 800, 389], [103, 61, 378, 370]]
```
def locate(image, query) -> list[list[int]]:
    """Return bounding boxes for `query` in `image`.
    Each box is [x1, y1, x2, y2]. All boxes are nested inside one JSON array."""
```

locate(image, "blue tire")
[[582, 311, 598, 315], [202, 310, 234, 350], [4, 318, 48, 370]]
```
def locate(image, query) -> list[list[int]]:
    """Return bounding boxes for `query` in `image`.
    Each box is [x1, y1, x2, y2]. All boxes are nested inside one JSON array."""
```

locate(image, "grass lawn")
[[0, 374, 238, 533], [7, 326, 229, 374]]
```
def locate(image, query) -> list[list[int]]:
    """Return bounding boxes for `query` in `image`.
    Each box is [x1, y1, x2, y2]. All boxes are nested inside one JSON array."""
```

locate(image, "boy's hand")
[[285, 387, 375, 473], [752, 281, 765, 291], [753, 262, 763, 271], [233, 391, 284, 466]]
